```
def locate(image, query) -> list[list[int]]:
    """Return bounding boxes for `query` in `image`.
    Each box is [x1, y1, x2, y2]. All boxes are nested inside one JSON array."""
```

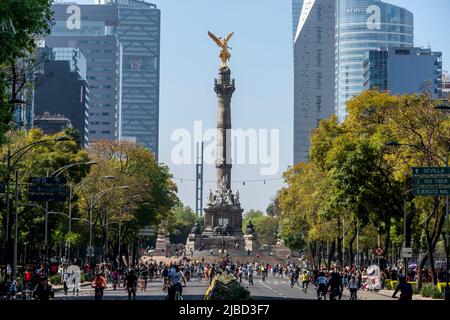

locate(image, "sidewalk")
[[361, 288, 436, 301], [52, 281, 92, 292], [377, 289, 438, 301]]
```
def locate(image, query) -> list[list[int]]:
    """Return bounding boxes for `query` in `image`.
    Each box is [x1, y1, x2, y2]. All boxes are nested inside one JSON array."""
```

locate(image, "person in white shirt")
[[168, 265, 186, 300]]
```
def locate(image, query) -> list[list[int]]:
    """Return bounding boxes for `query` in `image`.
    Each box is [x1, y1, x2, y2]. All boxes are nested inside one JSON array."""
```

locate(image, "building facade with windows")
[[115, 0, 161, 157], [47, 4, 122, 142], [364, 47, 443, 98], [48, 1, 160, 156], [335, 0, 414, 121], [33, 112, 73, 136], [292, 0, 336, 164], [34, 48, 89, 145], [442, 71, 450, 95]]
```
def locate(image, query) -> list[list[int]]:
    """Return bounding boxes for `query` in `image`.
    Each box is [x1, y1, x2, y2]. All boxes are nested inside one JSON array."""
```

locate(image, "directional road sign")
[[413, 167, 450, 196], [402, 247, 413, 258]]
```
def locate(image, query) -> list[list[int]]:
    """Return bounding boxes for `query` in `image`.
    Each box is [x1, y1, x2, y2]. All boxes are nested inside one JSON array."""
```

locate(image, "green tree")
[[0, 128, 89, 266], [76, 140, 178, 266], [242, 209, 264, 233], [253, 216, 278, 245], [167, 205, 198, 245], [0, 0, 53, 143]]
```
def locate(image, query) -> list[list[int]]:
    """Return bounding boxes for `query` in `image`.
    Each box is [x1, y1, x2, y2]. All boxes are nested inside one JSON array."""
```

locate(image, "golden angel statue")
[[208, 31, 234, 68]]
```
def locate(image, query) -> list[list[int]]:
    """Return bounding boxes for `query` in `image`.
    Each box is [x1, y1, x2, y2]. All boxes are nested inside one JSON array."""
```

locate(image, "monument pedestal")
[[244, 234, 258, 252], [274, 239, 292, 258], [186, 233, 202, 251], [203, 206, 243, 236], [154, 233, 171, 257]]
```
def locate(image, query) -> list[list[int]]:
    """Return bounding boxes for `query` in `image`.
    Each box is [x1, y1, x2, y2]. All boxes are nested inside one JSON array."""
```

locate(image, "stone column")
[[214, 67, 235, 190]]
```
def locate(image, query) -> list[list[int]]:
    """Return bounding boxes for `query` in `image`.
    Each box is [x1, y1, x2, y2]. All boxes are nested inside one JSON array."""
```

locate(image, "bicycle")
[[302, 281, 308, 293], [329, 287, 341, 300], [290, 277, 295, 288], [175, 284, 185, 300], [94, 287, 104, 301], [127, 285, 137, 300], [112, 279, 118, 290], [349, 288, 357, 300], [317, 285, 327, 300]]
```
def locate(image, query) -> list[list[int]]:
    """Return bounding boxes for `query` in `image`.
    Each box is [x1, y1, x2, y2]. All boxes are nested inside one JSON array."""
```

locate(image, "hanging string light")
[[172, 177, 283, 184]]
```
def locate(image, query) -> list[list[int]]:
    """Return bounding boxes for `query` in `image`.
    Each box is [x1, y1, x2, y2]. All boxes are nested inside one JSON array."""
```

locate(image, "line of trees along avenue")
[[0, 128, 178, 269], [277, 91, 450, 290]]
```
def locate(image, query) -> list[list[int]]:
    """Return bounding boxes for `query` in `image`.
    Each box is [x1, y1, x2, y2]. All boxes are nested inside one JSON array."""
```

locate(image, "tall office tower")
[[114, 0, 161, 157], [364, 47, 443, 98], [49, 1, 161, 156], [292, 0, 304, 39], [293, 0, 336, 164], [34, 48, 90, 146], [335, 0, 414, 121], [47, 4, 122, 143]]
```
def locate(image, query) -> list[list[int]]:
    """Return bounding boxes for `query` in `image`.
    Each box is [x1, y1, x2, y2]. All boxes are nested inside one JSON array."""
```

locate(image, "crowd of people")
[[1, 254, 447, 301]]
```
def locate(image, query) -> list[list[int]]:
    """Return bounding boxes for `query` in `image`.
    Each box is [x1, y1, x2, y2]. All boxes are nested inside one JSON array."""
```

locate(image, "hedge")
[[49, 272, 88, 286], [384, 280, 418, 294], [204, 274, 250, 300], [420, 283, 444, 299]]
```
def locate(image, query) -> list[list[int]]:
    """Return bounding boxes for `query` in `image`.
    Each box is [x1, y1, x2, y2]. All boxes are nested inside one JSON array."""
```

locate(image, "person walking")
[[33, 276, 54, 301], [392, 275, 413, 301]]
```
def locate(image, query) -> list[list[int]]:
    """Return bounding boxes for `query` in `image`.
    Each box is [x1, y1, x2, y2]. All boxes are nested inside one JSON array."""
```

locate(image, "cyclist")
[[392, 274, 413, 301], [111, 269, 120, 290], [290, 268, 298, 288], [168, 265, 186, 300], [162, 265, 170, 286], [125, 270, 138, 300], [301, 270, 309, 292], [208, 266, 216, 285], [248, 266, 254, 285], [261, 265, 266, 281], [33, 275, 54, 301], [315, 271, 328, 300], [92, 272, 107, 301], [348, 275, 359, 300], [328, 267, 343, 300]]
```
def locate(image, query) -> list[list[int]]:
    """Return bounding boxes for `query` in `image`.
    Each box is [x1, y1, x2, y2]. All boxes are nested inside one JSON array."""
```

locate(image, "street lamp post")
[[386, 142, 417, 276], [435, 102, 450, 301], [13, 170, 19, 279], [50, 161, 97, 263], [87, 185, 130, 264], [118, 194, 140, 270], [4, 136, 71, 279]]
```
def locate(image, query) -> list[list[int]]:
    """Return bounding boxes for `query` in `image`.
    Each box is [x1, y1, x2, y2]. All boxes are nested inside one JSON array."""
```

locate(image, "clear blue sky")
[[60, 0, 450, 213]]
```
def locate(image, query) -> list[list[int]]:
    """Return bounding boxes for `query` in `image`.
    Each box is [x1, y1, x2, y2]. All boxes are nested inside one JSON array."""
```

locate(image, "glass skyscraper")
[[47, 1, 161, 157], [48, 4, 123, 143], [293, 0, 336, 164], [364, 47, 443, 98], [115, 0, 161, 157], [335, 0, 414, 121]]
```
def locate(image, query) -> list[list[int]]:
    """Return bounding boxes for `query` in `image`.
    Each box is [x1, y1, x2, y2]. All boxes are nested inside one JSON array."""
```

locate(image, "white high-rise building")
[[293, 0, 336, 164]]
